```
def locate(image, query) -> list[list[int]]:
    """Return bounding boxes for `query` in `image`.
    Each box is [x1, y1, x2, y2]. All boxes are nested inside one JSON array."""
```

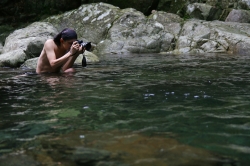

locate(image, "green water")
[[0, 54, 250, 165]]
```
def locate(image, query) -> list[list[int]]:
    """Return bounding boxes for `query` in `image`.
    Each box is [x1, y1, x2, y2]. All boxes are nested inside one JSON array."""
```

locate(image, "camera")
[[77, 40, 92, 67], [77, 40, 92, 51]]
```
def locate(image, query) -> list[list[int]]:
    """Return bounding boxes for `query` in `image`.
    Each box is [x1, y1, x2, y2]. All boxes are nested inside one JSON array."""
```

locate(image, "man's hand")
[[70, 41, 80, 55], [80, 45, 86, 54]]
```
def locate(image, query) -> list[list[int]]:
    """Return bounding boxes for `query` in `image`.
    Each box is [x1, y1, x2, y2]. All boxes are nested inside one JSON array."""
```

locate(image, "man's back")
[[36, 39, 61, 73]]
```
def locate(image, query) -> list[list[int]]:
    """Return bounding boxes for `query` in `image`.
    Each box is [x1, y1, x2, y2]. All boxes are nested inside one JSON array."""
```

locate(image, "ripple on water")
[[0, 54, 250, 164]]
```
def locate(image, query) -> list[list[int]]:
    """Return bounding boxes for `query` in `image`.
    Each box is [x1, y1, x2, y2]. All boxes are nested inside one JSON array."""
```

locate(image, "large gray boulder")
[[0, 22, 57, 67], [45, 3, 183, 54], [97, 9, 184, 54], [225, 9, 250, 23], [96, 8, 173, 54], [3, 22, 57, 54], [45, 3, 121, 44], [0, 49, 27, 67], [167, 20, 250, 55]]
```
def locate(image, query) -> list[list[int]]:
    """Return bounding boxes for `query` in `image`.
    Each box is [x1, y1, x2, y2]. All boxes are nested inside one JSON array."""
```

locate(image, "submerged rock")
[[0, 154, 40, 166], [70, 147, 111, 164], [20, 57, 38, 69]]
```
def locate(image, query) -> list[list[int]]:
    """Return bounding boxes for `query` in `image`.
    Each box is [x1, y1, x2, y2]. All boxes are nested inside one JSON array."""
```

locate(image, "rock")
[[186, 3, 222, 21], [0, 22, 57, 67], [45, 3, 121, 44], [3, 2, 250, 68], [205, 0, 237, 9], [3, 22, 57, 54], [148, 11, 183, 36], [210, 21, 250, 55], [81, 0, 157, 16], [0, 49, 27, 67], [67, 147, 111, 165], [20, 57, 38, 69], [225, 9, 250, 23], [165, 20, 250, 55], [96, 9, 180, 54], [0, 154, 39, 166], [75, 51, 100, 64], [239, 0, 250, 10], [157, 0, 187, 15], [96, 161, 129, 166], [171, 20, 212, 54]]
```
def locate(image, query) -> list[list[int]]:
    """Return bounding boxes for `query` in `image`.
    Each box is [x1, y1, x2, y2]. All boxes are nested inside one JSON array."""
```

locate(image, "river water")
[[0, 54, 250, 165]]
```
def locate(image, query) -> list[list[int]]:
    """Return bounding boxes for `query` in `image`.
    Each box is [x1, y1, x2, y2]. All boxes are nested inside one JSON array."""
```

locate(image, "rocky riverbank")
[[1, 2, 250, 68]]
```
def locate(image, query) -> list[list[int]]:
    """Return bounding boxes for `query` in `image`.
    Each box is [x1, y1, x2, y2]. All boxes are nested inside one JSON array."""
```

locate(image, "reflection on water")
[[0, 54, 250, 165]]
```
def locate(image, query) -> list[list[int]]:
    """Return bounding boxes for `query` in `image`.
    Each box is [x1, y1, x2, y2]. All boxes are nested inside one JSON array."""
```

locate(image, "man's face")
[[61, 39, 77, 50]]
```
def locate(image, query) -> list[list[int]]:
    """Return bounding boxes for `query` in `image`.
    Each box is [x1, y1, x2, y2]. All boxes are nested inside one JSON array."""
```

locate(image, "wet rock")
[[148, 11, 183, 36], [69, 147, 111, 165], [239, 0, 250, 10], [0, 22, 57, 67], [0, 154, 39, 166], [45, 3, 121, 45], [96, 9, 181, 54], [20, 57, 38, 69], [96, 161, 129, 166], [167, 20, 250, 55], [186, 3, 222, 21], [225, 9, 250, 23], [2, 22, 57, 54], [81, 0, 157, 16], [0, 49, 27, 67], [209, 21, 250, 55], [77, 50, 100, 64], [96, 8, 164, 54]]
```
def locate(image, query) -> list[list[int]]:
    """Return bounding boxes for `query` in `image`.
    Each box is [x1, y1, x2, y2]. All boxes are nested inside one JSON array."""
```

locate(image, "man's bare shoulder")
[[44, 39, 56, 49], [44, 39, 55, 45]]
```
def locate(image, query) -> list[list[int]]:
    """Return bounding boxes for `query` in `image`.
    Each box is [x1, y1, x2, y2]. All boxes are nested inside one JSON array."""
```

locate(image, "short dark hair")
[[53, 28, 77, 46]]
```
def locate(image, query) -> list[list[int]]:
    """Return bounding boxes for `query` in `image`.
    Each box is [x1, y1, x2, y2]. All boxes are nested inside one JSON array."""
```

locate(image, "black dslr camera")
[[77, 40, 92, 67]]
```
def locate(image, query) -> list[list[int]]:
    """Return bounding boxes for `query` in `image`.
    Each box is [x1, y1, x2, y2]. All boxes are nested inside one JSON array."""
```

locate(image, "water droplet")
[[203, 95, 210, 98], [83, 106, 89, 109], [79, 135, 85, 139], [184, 93, 190, 98]]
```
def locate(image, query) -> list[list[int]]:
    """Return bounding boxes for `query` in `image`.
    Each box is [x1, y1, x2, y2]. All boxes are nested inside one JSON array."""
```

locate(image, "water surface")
[[0, 54, 250, 165]]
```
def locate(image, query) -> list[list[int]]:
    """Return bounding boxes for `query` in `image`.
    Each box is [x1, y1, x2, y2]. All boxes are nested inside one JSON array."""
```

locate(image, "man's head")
[[53, 28, 77, 47]]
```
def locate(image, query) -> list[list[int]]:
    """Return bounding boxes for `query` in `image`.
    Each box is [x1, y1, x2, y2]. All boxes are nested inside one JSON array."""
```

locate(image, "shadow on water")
[[0, 53, 250, 165]]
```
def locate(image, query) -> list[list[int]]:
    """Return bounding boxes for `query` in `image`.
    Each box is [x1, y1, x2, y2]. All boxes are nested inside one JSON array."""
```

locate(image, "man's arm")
[[45, 40, 73, 70], [61, 45, 86, 72]]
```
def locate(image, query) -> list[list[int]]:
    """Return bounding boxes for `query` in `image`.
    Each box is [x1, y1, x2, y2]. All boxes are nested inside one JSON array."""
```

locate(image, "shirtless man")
[[36, 28, 84, 74]]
